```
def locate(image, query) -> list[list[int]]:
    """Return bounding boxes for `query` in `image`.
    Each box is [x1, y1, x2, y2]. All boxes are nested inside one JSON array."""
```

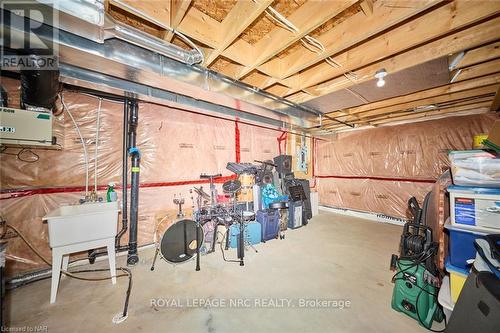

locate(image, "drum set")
[[150, 172, 257, 271]]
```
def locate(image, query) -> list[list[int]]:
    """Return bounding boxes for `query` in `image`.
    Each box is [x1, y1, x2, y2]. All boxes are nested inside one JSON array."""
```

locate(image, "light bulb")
[[374, 68, 387, 88]]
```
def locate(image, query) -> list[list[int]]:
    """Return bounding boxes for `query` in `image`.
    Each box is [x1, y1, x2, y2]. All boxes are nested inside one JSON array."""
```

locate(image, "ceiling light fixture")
[[375, 68, 387, 87]]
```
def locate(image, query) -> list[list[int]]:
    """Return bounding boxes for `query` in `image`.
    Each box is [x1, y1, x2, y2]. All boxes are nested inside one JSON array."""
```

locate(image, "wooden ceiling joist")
[[326, 72, 500, 119], [492, 86, 500, 111], [277, 1, 500, 96], [369, 102, 492, 126], [348, 85, 498, 120], [453, 40, 500, 70], [453, 58, 500, 83], [107, 0, 500, 129], [204, 0, 273, 66], [259, 0, 441, 81], [164, 0, 192, 42], [290, 18, 500, 104], [359, 0, 374, 16], [233, 0, 358, 79], [322, 101, 492, 131]]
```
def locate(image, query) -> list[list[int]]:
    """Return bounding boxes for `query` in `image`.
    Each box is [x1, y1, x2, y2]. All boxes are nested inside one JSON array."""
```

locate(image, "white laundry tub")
[[43, 201, 119, 248]]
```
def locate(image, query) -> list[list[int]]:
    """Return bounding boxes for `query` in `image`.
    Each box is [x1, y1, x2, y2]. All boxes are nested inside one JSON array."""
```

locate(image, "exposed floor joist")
[[234, 0, 358, 79], [288, 22, 500, 104], [107, 0, 500, 130], [279, 1, 500, 97]]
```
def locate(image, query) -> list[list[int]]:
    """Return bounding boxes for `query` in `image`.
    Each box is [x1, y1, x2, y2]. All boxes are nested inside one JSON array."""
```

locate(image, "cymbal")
[[222, 180, 241, 194]]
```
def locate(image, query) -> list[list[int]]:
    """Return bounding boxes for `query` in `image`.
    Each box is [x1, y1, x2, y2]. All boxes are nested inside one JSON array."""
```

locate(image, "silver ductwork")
[[2, 0, 328, 129], [109, 22, 203, 65]]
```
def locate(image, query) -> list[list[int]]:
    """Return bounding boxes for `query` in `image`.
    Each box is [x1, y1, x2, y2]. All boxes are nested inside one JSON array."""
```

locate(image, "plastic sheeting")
[[316, 113, 499, 217], [0, 77, 287, 277]]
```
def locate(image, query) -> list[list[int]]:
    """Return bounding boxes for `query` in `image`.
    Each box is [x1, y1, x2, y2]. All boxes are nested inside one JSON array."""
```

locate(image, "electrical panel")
[[0, 107, 53, 147]]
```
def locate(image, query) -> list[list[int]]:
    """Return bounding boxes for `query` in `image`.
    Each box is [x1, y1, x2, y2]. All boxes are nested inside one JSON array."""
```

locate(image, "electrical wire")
[[218, 230, 241, 264], [265, 7, 299, 33], [17, 148, 39, 163], [1, 146, 40, 163], [61, 93, 89, 196]]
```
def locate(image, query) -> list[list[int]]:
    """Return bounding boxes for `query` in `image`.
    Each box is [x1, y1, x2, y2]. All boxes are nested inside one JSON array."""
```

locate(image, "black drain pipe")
[[127, 100, 140, 266], [88, 98, 131, 264], [115, 99, 130, 248]]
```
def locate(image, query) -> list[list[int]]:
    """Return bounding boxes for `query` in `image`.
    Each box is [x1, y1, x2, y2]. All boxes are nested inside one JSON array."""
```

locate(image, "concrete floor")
[[6, 211, 429, 333]]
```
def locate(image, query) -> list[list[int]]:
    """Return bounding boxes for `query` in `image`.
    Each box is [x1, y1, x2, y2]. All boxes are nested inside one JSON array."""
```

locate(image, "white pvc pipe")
[[94, 98, 102, 192], [61, 93, 89, 196]]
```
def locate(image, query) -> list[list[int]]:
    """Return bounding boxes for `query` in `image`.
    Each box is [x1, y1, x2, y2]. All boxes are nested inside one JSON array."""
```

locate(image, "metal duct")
[[1, 1, 338, 129], [110, 22, 203, 65]]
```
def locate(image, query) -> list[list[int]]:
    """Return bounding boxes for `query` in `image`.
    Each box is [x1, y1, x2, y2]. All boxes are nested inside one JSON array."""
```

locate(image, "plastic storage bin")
[[445, 260, 469, 303], [447, 185, 500, 230], [449, 150, 500, 187], [444, 223, 488, 269]]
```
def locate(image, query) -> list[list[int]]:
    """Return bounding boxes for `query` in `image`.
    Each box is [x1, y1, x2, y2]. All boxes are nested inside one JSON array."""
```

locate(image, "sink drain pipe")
[[127, 100, 140, 266], [115, 98, 129, 248]]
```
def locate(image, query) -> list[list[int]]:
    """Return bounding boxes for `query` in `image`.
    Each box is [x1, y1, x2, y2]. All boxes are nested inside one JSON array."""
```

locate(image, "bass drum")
[[159, 219, 203, 264]]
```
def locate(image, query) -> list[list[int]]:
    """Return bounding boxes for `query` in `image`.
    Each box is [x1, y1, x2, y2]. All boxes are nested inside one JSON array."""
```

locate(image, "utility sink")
[[43, 201, 119, 248]]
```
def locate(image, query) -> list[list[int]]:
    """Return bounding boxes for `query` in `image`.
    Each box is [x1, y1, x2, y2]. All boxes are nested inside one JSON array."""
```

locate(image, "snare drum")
[[242, 210, 255, 221]]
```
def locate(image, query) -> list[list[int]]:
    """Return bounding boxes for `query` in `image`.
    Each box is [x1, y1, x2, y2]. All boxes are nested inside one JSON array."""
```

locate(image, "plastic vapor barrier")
[[316, 112, 499, 218], [0, 77, 289, 277]]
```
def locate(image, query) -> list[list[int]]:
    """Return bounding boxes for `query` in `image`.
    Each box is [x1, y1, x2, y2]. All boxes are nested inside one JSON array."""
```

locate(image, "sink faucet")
[[79, 190, 103, 204]]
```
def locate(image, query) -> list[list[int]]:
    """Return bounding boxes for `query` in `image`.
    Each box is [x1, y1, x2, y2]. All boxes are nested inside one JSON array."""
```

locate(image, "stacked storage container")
[[439, 150, 500, 312]]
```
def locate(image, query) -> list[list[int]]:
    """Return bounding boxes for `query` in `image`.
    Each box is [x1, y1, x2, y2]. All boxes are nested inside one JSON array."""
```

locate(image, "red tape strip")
[[315, 175, 436, 184], [0, 175, 237, 200]]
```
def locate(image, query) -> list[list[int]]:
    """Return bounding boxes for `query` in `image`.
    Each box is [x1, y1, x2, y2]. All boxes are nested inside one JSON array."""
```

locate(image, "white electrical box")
[[0, 107, 53, 147]]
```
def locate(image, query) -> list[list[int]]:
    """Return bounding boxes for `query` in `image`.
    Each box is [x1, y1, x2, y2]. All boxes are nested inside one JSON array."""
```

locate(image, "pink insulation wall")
[[0, 77, 284, 277], [315, 112, 499, 218]]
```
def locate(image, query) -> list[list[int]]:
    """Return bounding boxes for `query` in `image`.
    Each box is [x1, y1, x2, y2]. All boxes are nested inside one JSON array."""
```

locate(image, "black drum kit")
[[150, 173, 255, 271]]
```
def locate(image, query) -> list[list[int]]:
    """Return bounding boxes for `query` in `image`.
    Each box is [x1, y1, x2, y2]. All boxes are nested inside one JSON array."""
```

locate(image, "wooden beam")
[[204, 0, 273, 66], [173, 7, 221, 48], [323, 101, 492, 131], [259, 0, 442, 80], [336, 85, 498, 122], [370, 102, 492, 126], [326, 73, 500, 118], [279, 1, 500, 95], [287, 17, 500, 103], [492, 86, 500, 111], [454, 41, 500, 69], [234, 0, 357, 79], [353, 96, 494, 125], [359, 0, 374, 16], [164, 0, 192, 42], [109, 0, 171, 28], [454, 58, 500, 82]]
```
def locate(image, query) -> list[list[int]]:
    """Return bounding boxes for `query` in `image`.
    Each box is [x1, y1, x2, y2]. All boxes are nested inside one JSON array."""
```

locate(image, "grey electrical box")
[[0, 107, 53, 147]]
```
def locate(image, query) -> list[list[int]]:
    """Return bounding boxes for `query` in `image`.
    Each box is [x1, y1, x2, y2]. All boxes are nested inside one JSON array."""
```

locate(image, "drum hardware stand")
[[200, 173, 222, 205], [173, 194, 185, 218], [195, 219, 201, 271], [150, 247, 160, 271], [237, 213, 245, 266]]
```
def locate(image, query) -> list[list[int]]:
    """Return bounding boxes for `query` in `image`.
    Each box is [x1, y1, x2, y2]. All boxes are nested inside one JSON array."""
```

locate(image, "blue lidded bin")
[[444, 223, 489, 270]]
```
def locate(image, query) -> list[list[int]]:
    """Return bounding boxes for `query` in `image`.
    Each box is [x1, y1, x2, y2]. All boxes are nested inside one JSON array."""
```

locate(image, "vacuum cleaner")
[[390, 196, 444, 330]]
